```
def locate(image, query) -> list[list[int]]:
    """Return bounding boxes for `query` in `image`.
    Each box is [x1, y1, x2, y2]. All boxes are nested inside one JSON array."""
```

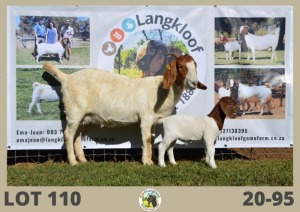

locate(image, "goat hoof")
[[159, 163, 166, 167], [143, 160, 154, 165], [77, 155, 88, 163], [69, 160, 78, 166]]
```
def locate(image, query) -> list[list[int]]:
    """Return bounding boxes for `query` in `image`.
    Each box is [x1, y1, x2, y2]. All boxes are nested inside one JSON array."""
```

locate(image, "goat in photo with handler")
[[42, 53, 207, 166], [34, 37, 69, 64], [156, 97, 239, 168]]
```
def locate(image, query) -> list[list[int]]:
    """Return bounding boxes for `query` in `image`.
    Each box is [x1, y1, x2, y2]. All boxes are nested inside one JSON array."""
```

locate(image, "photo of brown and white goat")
[[230, 79, 273, 115], [43, 53, 207, 166], [239, 25, 280, 60], [136, 40, 182, 77], [156, 97, 238, 168], [220, 35, 241, 60], [28, 82, 61, 114]]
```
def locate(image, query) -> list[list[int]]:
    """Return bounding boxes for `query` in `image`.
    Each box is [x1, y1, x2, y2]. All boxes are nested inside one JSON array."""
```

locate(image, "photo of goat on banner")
[[214, 68, 285, 119], [113, 29, 188, 78], [214, 17, 285, 65]]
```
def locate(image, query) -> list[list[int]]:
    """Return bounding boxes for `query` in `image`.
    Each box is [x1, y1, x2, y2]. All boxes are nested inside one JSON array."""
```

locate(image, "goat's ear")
[[149, 51, 165, 76], [197, 81, 207, 90], [162, 60, 177, 89]]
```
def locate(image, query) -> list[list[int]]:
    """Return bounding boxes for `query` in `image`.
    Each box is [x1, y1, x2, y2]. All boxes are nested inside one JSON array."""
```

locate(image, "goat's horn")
[[166, 52, 181, 58]]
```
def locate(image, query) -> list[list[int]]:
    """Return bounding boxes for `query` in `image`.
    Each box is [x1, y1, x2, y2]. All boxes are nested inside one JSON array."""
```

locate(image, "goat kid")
[[157, 97, 238, 168], [240, 25, 280, 60], [28, 82, 61, 114], [230, 79, 272, 115], [220, 35, 241, 60], [35, 37, 67, 64], [43, 53, 207, 166]]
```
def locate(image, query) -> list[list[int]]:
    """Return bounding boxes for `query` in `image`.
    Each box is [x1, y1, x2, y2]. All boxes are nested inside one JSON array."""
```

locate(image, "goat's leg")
[[245, 101, 251, 112], [204, 138, 217, 169], [167, 140, 177, 165], [36, 100, 43, 114], [252, 48, 256, 60], [267, 100, 272, 114], [238, 48, 241, 60], [259, 102, 266, 115], [247, 50, 251, 60], [272, 49, 277, 60], [151, 125, 158, 163], [58, 53, 63, 64], [240, 101, 247, 115], [141, 123, 154, 165], [28, 100, 37, 114], [36, 55, 40, 63], [74, 125, 87, 163], [64, 122, 81, 166], [158, 140, 168, 167]]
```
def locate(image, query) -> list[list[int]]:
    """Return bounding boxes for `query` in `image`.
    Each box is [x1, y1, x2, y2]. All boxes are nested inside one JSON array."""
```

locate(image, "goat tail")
[[264, 83, 272, 89], [32, 82, 41, 90], [43, 62, 67, 82]]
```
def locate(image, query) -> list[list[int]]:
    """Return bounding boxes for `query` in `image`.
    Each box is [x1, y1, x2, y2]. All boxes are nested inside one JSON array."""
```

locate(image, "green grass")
[[215, 50, 284, 65], [16, 46, 90, 65], [7, 160, 292, 186]]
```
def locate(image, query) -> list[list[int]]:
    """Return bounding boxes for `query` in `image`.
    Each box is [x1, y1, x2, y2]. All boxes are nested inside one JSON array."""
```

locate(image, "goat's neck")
[[154, 83, 183, 115], [207, 103, 226, 131]]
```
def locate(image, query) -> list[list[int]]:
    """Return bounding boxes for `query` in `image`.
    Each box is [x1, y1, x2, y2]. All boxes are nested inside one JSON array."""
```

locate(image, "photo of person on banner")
[[16, 16, 90, 65], [60, 19, 74, 61]]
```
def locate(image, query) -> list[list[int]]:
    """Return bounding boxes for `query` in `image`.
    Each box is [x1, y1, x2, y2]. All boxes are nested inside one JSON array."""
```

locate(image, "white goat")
[[43, 54, 207, 166], [157, 97, 238, 168], [215, 81, 231, 99], [230, 79, 272, 115], [220, 35, 241, 60], [28, 82, 61, 114], [262, 74, 285, 87], [218, 87, 230, 99], [240, 25, 280, 60], [35, 38, 66, 64]]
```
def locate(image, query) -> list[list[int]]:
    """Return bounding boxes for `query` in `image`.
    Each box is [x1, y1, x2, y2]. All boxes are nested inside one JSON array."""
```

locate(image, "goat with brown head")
[[162, 53, 207, 91]]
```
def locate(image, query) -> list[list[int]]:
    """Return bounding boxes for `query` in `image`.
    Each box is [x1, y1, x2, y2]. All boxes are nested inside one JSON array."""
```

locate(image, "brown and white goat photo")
[[215, 17, 285, 65], [43, 53, 207, 166], [214, 68, 286, 119]]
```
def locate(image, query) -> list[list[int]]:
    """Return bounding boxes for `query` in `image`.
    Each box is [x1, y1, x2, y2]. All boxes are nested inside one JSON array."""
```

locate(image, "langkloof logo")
[[98, 10, 206, 111], [139, 188, 161, 211]]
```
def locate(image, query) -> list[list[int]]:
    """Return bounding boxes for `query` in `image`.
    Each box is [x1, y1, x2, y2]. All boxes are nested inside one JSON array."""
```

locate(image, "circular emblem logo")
[[102, 41, 117, 56], [98, 10, 206, 112], [139, 189, 161, 211], [110, 28, 125, 42], [122, 18, 136, 32]]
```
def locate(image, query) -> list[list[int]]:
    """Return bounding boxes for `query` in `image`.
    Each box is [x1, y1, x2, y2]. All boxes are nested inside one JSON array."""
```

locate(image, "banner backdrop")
[[7, 6, 293, 150]]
